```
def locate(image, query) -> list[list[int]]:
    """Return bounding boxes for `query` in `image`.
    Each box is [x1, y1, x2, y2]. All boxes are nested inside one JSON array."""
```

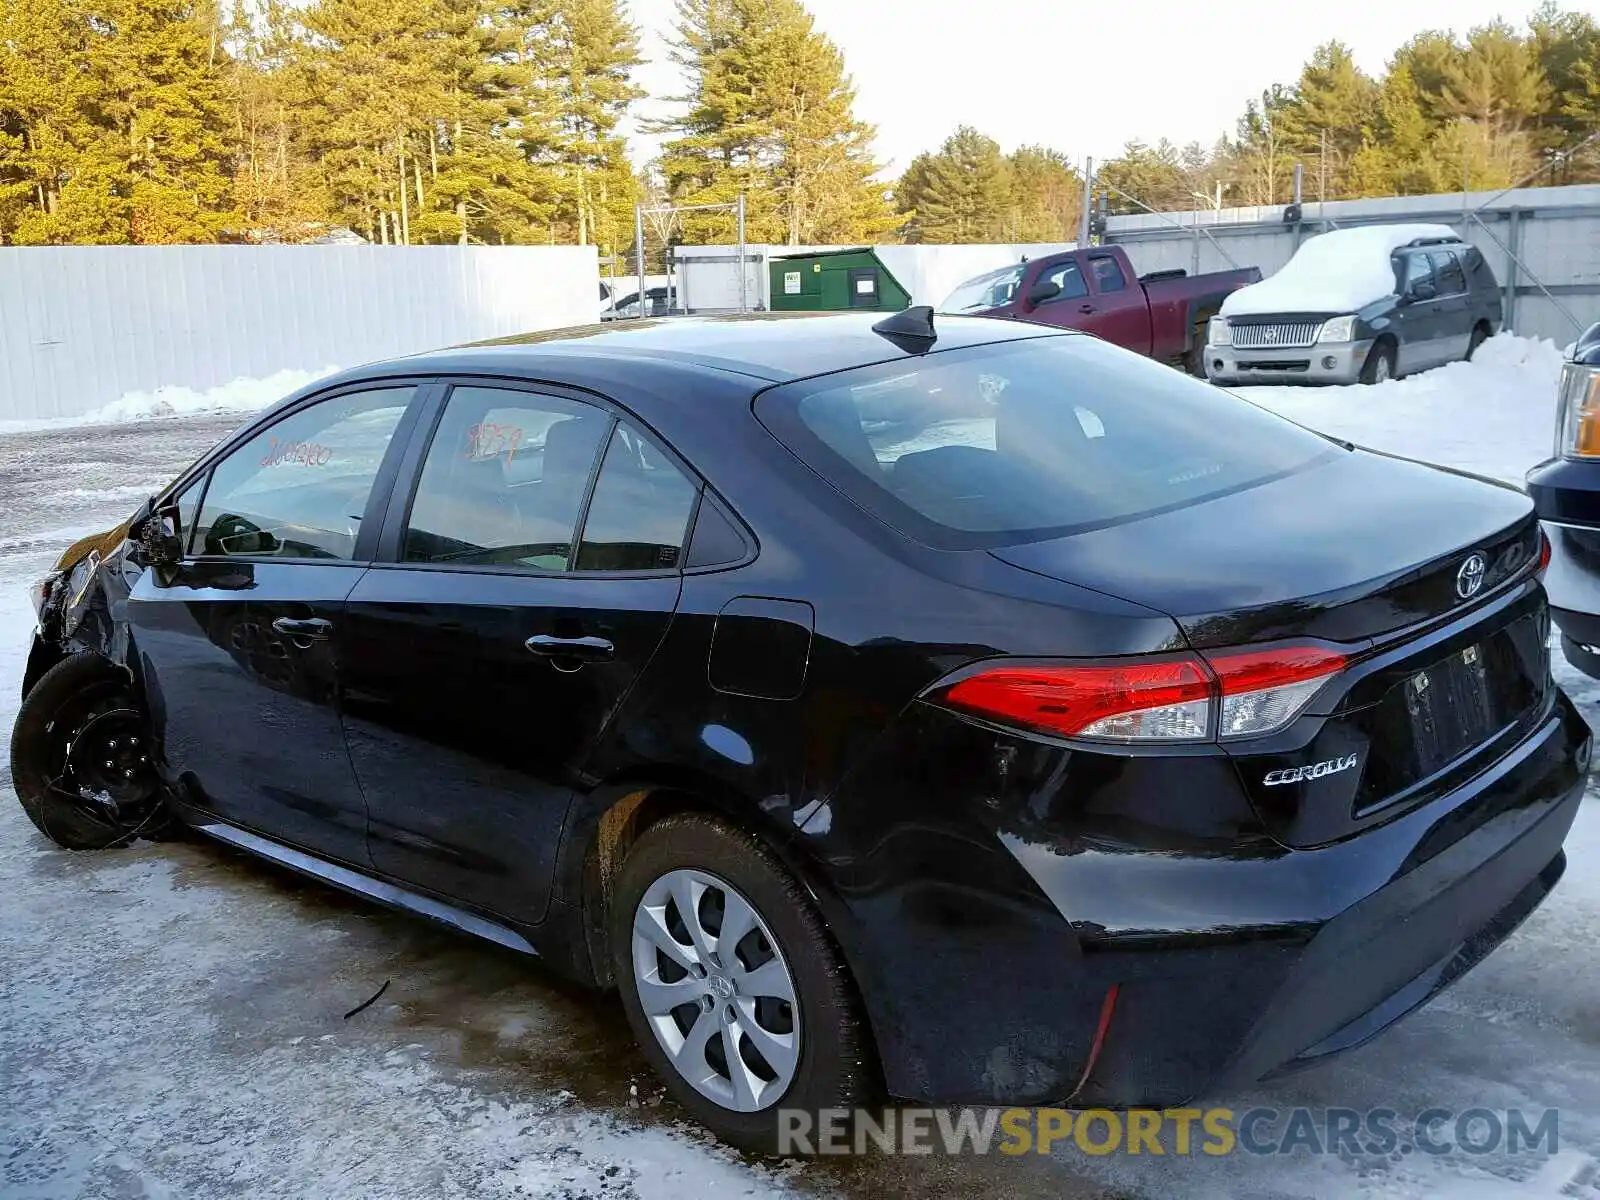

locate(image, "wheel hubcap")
[[631, 868, 800, 1113], [1375, 356, 1392, 382]]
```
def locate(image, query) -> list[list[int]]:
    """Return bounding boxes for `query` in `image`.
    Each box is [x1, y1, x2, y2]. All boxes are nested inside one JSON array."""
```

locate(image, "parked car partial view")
[[15, 312, 1587, 1154], [1207, 223, 1502, 386], [939, 245, 1260, 374], [1528, 322, 1600, 677], [605, 281, 679, 320]]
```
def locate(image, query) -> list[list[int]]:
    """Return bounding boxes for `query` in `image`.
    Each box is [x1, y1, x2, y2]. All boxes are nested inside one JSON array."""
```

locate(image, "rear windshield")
[[756, 335, 1336, 549]]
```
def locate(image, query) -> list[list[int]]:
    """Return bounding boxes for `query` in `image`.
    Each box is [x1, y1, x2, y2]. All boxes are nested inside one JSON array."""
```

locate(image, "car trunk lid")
[[991, 448, 1550, 846]]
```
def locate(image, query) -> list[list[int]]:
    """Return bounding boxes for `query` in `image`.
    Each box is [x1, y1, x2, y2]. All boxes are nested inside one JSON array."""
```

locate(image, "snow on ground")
[[3, 341, 1600, 1200], [1240, 332, 1564, 484], [0, 366, 340, 434]]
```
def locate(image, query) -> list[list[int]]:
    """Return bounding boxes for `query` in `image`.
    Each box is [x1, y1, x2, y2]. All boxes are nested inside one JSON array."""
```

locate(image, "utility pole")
[[1319, 129, 1327, 230], [1079, 157, 1093, 246], [634, 205, 645, 318], [736, 193, 747, 313]]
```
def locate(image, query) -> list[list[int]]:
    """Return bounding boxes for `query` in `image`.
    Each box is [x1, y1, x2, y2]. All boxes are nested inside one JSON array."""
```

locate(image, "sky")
[[622, 0, 1597, 175]]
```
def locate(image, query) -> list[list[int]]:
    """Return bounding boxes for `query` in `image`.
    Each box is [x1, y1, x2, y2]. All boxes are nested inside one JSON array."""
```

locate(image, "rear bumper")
[[1207, 339, 1371, 386], [802, 686, 1588, 1107], [1060, 693, 1588, 1105]]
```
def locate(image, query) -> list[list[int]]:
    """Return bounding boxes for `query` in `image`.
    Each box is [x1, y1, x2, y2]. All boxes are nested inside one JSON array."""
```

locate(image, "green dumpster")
[[769, 248, 911, 312]]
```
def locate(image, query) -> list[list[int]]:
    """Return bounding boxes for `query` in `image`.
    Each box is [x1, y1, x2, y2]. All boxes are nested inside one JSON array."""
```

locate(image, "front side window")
[[1401, 253, 1435, 295], [1089, 257, 1127, 293], [575, 422, 699, 571], [1039, 260, 1089, 301], [194, 387, 413, 560], [172, 480, 202, 554], [404, 386, 609, 571], [756, 336, 1334, 548]]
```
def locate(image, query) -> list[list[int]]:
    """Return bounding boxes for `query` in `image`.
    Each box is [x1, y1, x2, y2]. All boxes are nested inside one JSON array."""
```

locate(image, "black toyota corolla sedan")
[[14, 311, 1589, 1152]]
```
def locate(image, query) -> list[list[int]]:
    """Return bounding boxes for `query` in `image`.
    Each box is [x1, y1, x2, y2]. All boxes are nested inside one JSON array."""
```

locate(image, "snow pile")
[[1243, 333, 1563, 483], [1222, 223, 1460, 316], [81, 365, 342, 424]]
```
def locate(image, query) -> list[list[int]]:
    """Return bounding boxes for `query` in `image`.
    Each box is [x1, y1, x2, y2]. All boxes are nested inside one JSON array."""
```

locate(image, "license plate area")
[[1350, 614, 1547, 816]]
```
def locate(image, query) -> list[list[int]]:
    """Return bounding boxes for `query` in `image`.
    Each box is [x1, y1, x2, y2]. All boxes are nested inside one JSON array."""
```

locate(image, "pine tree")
[[652, 0, 891, 245], [1390, 30, 1462, 127], [291, 0, 450, 243], [0, 0, 112, 241], [1346, 64, 1447, 196], [224, 0, 333, 236], [0, 0, 235, 243], [1529, 2, 1600, 152], [1279, 41, 1379, 199], [894, 125, 1010, 243], [1439, 21, 1549, 188], [1097, 139, 1189, 213], [892, 150, 933, 241], [748, 0, 891, 244], [527, 0, 643, 255], [1231, 85, 1296, 205], [98, 0, 238, 242], [1003, 146, 1081, 241]]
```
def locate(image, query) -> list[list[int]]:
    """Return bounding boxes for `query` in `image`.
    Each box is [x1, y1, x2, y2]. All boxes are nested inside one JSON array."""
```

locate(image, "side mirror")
[[1407, 280, 1436, 302], [135, 501, 185, 569], [1026, 278, 1062, 307]]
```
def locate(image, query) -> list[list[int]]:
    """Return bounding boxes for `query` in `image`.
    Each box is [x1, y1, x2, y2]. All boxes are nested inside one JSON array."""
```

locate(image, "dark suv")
[[1207, 226, 1502, 386]]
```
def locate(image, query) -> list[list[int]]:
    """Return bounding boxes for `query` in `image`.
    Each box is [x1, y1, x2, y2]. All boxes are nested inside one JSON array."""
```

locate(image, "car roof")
[[327, 312, 1064, 390]]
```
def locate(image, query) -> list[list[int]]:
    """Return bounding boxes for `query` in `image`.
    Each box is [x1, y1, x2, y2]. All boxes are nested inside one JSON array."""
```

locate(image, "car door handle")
[[524, 634, 614, 661], [272, 616, 333, 641], [1079, 304, 1096, 313]]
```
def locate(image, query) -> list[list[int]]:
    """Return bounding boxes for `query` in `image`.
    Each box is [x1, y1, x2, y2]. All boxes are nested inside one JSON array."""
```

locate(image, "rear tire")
[[1359, 340, 1396, 385], [611, 813, 873, 1154], [1466, 323, 1491, 361], [10, 652, 170, 850], [1183, 320, 1209, 377]]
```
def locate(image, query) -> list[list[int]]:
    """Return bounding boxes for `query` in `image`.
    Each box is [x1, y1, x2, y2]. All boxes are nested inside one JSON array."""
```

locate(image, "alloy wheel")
[[630, 867, 800, 1112]]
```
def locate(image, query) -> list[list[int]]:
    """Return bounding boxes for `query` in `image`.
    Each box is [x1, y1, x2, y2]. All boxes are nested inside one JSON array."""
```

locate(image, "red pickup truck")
[[940, 246, 1260, 374]]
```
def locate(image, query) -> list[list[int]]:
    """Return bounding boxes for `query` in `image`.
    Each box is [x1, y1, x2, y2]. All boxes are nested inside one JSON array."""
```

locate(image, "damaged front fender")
[[23, 517, 143, 703]]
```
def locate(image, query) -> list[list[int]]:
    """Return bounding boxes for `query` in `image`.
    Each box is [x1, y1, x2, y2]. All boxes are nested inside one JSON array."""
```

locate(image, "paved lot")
[[3, 414, 1600, 1200]]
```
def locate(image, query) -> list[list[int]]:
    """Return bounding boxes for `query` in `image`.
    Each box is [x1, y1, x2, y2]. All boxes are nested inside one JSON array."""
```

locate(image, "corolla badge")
[[1456, 552, 1487, 599], [1263, 754, 1359, 786]]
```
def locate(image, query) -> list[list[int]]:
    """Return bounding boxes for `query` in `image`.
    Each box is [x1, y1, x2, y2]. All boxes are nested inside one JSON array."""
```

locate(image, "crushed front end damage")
[[23, 520, 136, 700]]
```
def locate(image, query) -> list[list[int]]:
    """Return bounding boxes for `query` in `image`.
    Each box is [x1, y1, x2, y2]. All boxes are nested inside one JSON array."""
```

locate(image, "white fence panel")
[[0, 245, 598, 422]]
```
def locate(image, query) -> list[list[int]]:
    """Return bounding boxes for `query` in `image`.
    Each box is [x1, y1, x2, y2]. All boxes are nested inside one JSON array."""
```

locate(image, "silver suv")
[[1206, 227, 1502, 386]]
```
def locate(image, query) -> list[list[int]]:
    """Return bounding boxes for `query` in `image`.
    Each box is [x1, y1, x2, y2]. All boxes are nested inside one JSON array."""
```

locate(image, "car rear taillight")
[[929, 644, 1347, 744], [1537, 528, 1552, 577], [1203, 644, 1347, 739]]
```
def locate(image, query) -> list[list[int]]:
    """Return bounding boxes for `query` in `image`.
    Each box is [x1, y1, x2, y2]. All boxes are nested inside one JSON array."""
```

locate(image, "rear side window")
[[1430, 250, 1467, 295], [755, 337, 1334, 549], [1089, 257, 1126, 292], [575, 422, 698, 572]]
